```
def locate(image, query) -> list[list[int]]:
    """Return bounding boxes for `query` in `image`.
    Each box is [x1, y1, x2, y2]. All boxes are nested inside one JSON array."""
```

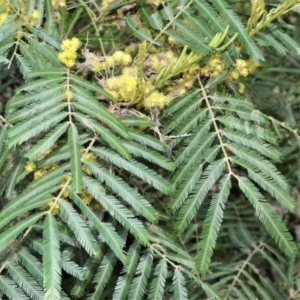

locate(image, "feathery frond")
[[43, 214, 61, 300]]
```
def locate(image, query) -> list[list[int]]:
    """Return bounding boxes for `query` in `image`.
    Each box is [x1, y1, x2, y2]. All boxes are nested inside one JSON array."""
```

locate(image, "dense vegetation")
[[1, 0, 300, 299]]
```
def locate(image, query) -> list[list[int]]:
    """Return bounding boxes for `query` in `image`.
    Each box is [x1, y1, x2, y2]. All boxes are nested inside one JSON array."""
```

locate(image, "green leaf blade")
[[196, 175, 231, 275], [68, 124, 82, 193], [43, 214, 62, 300]]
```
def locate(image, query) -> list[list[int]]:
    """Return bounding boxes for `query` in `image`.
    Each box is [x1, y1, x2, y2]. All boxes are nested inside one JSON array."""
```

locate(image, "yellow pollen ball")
[[58, 51, 76, 68], [48, 201, 60, 215], [34, 170, 46, 180], [0, 13, 8, 26], [31, 10, 40, 19], [143, 91, 168, 108], [105, 56, 115, 67], [25, 161, 36, 172], [80, 189, 93, 205], [82, 152, 96, 161]]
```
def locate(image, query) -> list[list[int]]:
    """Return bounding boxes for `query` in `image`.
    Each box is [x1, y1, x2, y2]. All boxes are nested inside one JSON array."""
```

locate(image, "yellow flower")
[[165, 50, 175, 60], [105, 56, 115, 67], [121, 53, 132, 66], [80, 189, 93, 205], [41, 162, 58, 170], [61, 37, 80, 52], [58, 51, 76, 67], [106, 73, 138, 102], [54, 11, 61, 20], [238, 83, 245, 94], [47, 201, 60, 215], [58, 38, 80, 68], [63, 89, 73, 101], [235, 59, 249, 77], [112, 50, 132, 66], [0, 12, 8, 26], [62, 189, 69, 198], [122, 66, 138, 77], [92, 200, 102, 210], [143, 91, 168, 108], [106, 76, 120, 90], [52, 0, 66, 8], [82, 152, 96, 161], [200, 54, 226, 78], [31, 10, 40, 20], [227, 70, 239, 81], [82, 165, 92, 175], [58, 0, 66, 7], [105, 89, 118, 99], [34, 169, 47, 180], [25, 161, 36, 172], [188, 64, 200, 75], [148, 51, 177, 72], [149, 56, 160, 71], [168, 36, 176, 45], [246, 59, 260, 73], [91, 61, 106, 72]]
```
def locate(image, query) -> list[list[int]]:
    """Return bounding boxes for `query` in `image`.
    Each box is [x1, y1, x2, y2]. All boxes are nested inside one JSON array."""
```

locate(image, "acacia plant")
[[0, 0, 300, 299]]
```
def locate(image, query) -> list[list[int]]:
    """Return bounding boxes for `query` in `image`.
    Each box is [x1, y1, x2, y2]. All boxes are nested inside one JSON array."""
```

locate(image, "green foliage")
[[0, 0, 300, 299]]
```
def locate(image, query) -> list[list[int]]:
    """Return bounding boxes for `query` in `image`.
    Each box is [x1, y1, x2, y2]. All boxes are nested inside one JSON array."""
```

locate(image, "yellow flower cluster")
[[25, 161, 36, 172], [28, 9, 40, 26], [200, 54, 226, 78], [52, 0, 66, 8], [0, 12, 8, 26], [40, 200, 60, 215], [0, 0, 11, 26], [81, 152, 97, 175], [92, 51, 132, 73], [148, 51, 177, 72], [63, 88, 73, 102], [37, 144, 58, 161], [105, 67, 138, 102], [34, 162, 58, 180], [80, 188, 93, 205], [25, 144, 58, 179], [142, 90, 168, 109], [227, 59, 260, 81], [82, 152, 96, 161], [58, 37, 80, 68], [47, 200, 60, 215], [167, 64, 200, 101]]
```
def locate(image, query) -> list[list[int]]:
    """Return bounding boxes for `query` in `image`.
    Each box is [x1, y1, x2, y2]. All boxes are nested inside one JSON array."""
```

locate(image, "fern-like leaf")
[[238, 176, 298, 257], [18, 247, 43, 285], [172, 268, 188, 300], [59, 200, 99, 256], [88, 251, 118, 300], [196, 175, 231, 275], [128, 249, 153, 300], [0, 213, 44, 253], [6, 263, 44, 300], [25, 122, 69, 161], [112, 241, 141, 300], [0, 276, 28, 300], [70, 192, 127, 264], [68, 124, 82, 193], [83, 159, 158, 223], [43, 214, 62, 300], [147, 259, 168, 300], [175, 159, 226, 233]]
